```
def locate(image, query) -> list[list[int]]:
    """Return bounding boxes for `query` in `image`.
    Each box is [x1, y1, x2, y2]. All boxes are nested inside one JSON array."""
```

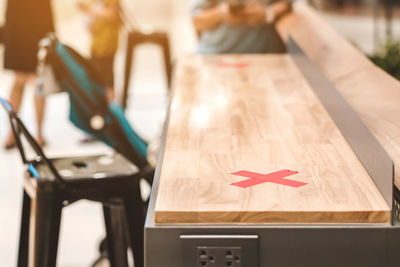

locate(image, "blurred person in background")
[[78, 0, 122, 102], [3, 0, 54, 149], [191, 0, 292, 54]]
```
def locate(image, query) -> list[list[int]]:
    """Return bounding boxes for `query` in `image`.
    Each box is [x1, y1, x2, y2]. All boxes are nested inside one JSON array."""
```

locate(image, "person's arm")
[[244, 0, 292, 26], [192, 2, 245, 32], [78, 0, 119, 21], [266, 0, 292, 23]]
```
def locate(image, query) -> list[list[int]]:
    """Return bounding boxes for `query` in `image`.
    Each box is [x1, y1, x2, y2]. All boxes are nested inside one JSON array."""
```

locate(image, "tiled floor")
[[0, 1, 400, 266]]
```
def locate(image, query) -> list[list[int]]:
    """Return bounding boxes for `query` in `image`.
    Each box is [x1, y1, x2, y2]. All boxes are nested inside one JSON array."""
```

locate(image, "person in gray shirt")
[[191, 0, 292, 54]]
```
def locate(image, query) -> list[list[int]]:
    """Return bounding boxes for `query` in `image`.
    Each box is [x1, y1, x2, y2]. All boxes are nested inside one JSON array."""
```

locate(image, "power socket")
[[197, 247, 241, 267], [181, 234, 258, 267]]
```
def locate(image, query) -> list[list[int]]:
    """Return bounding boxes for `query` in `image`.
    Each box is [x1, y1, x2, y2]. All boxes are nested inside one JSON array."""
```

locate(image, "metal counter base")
[[145, 218, 400, 267]]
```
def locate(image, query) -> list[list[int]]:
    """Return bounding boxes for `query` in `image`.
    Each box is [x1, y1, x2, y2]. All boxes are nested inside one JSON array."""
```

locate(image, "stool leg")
[[160, 35, 172, 90], [30, 191, 62, 267], [122, 185, 145, 267], [17, 190, 31, 267], [122, 34, 135, 110], [103, 204, 129, 267], [112, 207, 130, 267]]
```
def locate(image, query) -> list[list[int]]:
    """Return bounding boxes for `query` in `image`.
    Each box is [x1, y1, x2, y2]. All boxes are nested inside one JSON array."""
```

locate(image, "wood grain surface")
[[154, 54, 390, 224], [276, 2, 400, 189]]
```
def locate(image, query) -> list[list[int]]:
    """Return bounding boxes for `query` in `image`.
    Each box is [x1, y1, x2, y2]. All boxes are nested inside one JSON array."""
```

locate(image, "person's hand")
[[243, 1, 269, 26], [106, 89, 115, 102], [218, 2, 246, 26]]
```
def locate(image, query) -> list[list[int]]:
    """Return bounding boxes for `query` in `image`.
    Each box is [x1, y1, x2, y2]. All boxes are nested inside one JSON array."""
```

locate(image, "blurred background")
[[310, 0, 400, 80], [0, 0, 399, 266]]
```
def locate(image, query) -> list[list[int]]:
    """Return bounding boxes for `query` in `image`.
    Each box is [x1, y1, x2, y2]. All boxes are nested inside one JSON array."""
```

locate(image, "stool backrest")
[[0, 98, 64, 184]]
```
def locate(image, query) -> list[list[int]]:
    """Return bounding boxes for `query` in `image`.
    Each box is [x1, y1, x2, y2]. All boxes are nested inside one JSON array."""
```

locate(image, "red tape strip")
[[231, 169, 308, 188], [218, 62, 249, 68]]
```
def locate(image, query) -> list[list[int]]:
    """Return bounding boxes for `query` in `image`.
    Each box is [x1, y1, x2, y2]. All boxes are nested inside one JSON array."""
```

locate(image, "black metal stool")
[[122, 29, 172, 109], [0, 98, 148, 267]]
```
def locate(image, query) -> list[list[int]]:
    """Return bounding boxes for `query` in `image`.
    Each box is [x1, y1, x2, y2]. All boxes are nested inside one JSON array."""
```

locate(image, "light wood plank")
[[155, 55, 390, 224], [276, 2, 400, 189]]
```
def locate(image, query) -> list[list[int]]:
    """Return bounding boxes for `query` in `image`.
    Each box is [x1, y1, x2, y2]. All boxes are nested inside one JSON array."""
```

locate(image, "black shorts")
[[4, 0, 54, 73], [90, 56, 115, 88]]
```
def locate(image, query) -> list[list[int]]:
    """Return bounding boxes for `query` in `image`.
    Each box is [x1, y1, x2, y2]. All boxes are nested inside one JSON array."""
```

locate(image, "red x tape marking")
[[218, 62, 249, 68], [230, 169, 308, 188]]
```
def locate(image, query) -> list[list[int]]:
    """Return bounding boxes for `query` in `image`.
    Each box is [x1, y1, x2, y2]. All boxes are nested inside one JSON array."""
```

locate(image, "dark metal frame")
[[0, 98, 63, 183], [122, 30, 172, 110], [144, 38, 400, 267]]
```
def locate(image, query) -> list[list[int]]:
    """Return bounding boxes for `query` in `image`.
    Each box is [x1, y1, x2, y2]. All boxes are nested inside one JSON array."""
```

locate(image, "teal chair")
[[46, 40, 150, 173]]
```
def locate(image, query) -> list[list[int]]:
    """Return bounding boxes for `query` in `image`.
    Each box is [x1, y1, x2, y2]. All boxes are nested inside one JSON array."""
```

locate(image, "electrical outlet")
[[181, 234, 258, 267], [197, 247, 241, 267]]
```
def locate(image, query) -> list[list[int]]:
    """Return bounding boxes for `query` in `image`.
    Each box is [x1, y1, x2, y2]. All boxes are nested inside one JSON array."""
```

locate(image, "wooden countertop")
[[154, 54, 390, 224]]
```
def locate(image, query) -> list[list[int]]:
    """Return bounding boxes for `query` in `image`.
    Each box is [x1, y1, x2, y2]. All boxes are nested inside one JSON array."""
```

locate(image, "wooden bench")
[[154, 54, 390, 224], [150, 2, 399, 226]]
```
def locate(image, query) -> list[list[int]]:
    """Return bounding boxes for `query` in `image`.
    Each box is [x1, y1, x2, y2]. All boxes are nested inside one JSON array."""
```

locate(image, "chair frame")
[[0, 98, 146, 267]]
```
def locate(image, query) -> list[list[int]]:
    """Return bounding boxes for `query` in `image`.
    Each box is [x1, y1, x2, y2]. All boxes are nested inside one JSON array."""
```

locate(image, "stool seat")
[[34, 153, 139, 181], [20, 153, 146, 267]]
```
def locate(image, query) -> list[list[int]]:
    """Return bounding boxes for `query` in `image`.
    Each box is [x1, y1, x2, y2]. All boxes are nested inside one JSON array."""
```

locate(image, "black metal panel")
[[146, 220, 400, 267]]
